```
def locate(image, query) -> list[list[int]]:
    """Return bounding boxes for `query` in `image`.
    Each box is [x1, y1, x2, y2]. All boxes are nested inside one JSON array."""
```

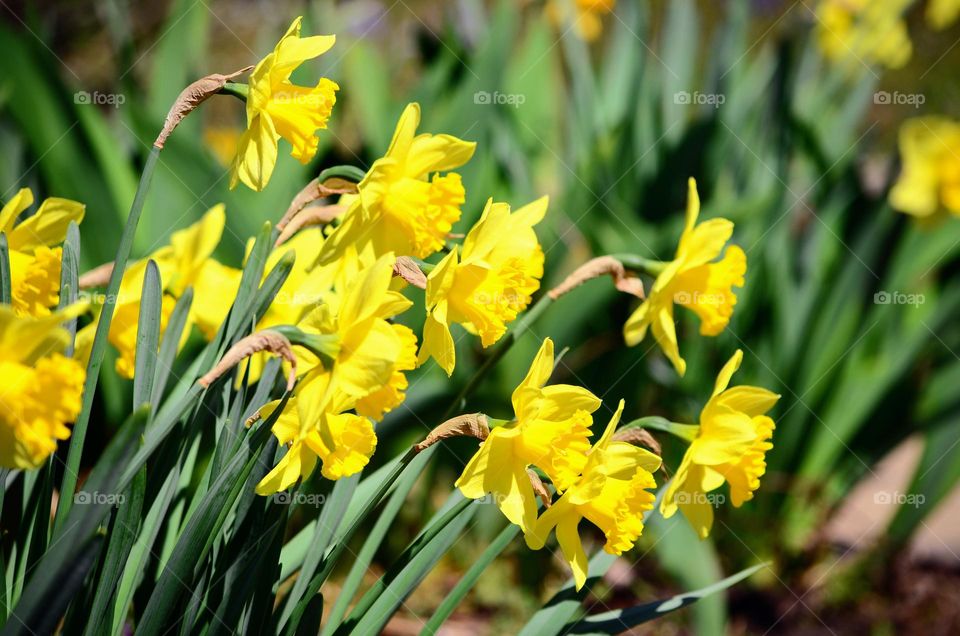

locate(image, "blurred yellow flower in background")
[[456, 338, 600, 532], [418, 196, 546, 375], [231, 16, 338, 191], [76, 205, 240, 378], [0, 306, 85, 469], [203, 125, 242, 168], [318, 103, 475, 264], [815, 0, 913, 70], [549, 0, 617, 42], [0, 188, 84, 317], [927, 0, 960, 29], [623, 178, 745, 376], [890, 116, 960, 220], [524, 400, 661, 590], [660, 350, 779, 539]]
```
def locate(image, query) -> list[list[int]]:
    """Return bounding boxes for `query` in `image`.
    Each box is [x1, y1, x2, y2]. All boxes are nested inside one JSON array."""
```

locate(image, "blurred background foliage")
[[3, 0, 960, 632]]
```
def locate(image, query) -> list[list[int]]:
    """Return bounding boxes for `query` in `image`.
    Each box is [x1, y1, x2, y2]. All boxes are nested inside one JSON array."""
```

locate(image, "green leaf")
[[646, 495, 726, 634], [55, 145, 162, 531], [58, 222, 81, 352], [150, 287, 193, 414], [3, 407, 148, 636], [133, 259, 162, 409], [564, 563, 768, 634], [279, 474, 360, 629], [82, 463, 146, 636], [0, 233, 10, 305], [135, 412, 277, 636], [419, 521, 520, 634], [518, 551, 619, 636], [338, 495, 477, 636], [324, 449, 434, 635]]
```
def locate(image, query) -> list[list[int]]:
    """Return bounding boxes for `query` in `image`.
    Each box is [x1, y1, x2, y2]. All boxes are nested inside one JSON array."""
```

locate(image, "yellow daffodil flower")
[[239, 227, 336, 384], [418, 196, 546, 375], [815, 0, 912, 70], [0, 187, 85, 317], [231, 16, 339, 192], [928, 0, 960, 29], [0, 306, 85, 469], [524, 400, 661, 590], [623, 178, 745, 376], [549, 0, 616, 42], [293, 253, 416, 419], [889, 116, 960, 220], [254, 371, 377, 494], [77, 205, 240, 378], [317, 103, 476, 264], [660, 350, 779, 539], [456, 338, 601, 532]]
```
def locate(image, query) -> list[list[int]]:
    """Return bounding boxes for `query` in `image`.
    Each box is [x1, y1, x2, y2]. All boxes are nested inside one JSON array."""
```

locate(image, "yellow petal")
[[382, 102, 421, 162], [716, 386, 780, 417], [406, 133, 477, 177], [6, 197, 85, 252], [712, 349, 743, 397], [510, 338, 555, 415], [0, 188, 34, 234], [418, 302, 456, 375], [230, 116, 278, 192], [255, 441, 317, 495], [651, 304, 685, 376], [557, 516, 589, 590]]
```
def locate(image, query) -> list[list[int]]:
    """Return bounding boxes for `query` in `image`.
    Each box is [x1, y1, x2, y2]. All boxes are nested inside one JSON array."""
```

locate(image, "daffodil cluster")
[[0, 14, 787, 597], [453, 339, 778, 588]]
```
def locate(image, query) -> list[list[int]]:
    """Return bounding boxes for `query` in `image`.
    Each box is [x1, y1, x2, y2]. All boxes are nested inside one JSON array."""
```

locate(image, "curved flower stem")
[[219, 81, 249, 101], [317, 164, 366, 184], [54, 145, 161, 532], [444, 292, 554, 419], [609, 253, 670, 276]]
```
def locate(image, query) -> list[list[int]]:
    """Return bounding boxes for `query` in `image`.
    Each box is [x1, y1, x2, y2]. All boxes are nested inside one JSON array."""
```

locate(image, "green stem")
[[317, 165, 366, 184], [337, 496, 475, 631], [622, 416, 699, 443], [444, 293, 554, 419], [281, 448, 421, 632], [219, 81, 248, 101], [0, 233, 10, 304], [420, 521, 520, 634], [54, 145, 161, 532], [609, 253, 670, 276]]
